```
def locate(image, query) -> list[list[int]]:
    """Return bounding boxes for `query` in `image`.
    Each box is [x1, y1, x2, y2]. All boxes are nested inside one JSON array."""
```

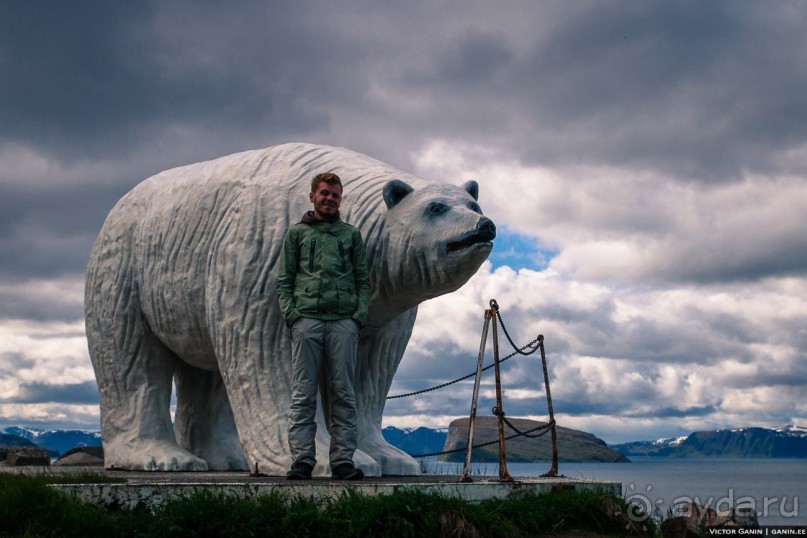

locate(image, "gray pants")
[[288, 317, 359, 469]]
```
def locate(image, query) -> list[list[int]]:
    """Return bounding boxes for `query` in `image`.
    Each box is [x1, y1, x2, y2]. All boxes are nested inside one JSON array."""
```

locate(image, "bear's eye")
[[468, 202, 481, 213], [428, 202, 449, 216]]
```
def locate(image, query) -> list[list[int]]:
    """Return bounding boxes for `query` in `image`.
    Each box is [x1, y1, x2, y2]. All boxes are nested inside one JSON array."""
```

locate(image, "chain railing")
[[408, 419, 555, 458], [386, 299, 559, 481], [385, 338, 541, 400]]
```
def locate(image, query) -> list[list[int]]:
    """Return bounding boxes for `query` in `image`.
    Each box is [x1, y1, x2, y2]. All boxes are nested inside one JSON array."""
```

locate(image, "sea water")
[[424, 458, 805, 525]]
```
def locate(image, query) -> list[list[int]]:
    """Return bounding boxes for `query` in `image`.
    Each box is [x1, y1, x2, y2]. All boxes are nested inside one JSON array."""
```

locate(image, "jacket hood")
[[300, 210, 341, 225]]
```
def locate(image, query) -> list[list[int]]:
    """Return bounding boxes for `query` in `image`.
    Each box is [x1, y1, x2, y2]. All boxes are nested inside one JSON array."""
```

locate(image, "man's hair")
[[311, 172, 342, 193]]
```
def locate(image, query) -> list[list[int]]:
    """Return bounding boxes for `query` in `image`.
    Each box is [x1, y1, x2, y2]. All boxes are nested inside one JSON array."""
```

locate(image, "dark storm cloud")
[[408, 3, 807, 180], [0, 0, 386, 282], [3, 1, 806, 281], [0, 1, 331, 164], [2, 1, 806, 435], [400, 364, 718, 422], [393, 341, 484, 384], [2, 381, 99, 405], [690, 243, 807, 284], [625, 405, 719, 419], [721, 356, 807, 389], [0, 5, 379, 311], [383, 385, 472, 419], [0, 2, 155, 159], [0, 181, 126, 280], [4, 1, 807, 177], [0, 279, 84, 322], [0, 353, 36, 376], [551, 399, 626, 418], [386, 344, 553, 420]]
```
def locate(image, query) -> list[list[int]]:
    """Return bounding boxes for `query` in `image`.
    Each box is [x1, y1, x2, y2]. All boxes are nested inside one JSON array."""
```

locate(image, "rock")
[[660, 517, 700, 538], [442, 416, 629, 463], [677, 501, 720, 527], [54, 446, 105, 466], [664, 501, 759, 536], [717, 506, 759, 528], [5, 447, 50, 466]]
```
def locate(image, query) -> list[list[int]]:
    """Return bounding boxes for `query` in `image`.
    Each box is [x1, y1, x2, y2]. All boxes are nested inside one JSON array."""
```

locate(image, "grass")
[[0, 472, 657, 537]]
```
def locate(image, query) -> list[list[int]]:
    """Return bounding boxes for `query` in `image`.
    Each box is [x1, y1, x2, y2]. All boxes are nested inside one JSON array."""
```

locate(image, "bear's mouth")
[[447, 234, 488, 252], [446, 219, 496, 253], [447, 231, 495, 253]]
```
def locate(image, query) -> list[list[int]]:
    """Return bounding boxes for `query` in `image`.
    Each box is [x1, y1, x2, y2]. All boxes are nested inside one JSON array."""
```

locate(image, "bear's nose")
[[477, 218, 496, 241]]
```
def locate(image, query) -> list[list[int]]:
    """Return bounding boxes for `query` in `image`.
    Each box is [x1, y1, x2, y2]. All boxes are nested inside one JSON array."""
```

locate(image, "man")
[[277, 172, 370, 480]]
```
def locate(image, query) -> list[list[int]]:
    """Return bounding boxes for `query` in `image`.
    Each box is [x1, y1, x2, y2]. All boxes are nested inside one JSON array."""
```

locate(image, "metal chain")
[[386, 338, 539, 400], [387, 299, 556, 460], [409, 420, 556, 458], [494, 306, 541, 356], [387, 302, 541, 399], [492, 407, 555, 438]]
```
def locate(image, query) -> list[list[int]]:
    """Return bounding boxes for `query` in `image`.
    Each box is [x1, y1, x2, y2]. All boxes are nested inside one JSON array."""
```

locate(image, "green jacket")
[[277, 211, 370, 328]]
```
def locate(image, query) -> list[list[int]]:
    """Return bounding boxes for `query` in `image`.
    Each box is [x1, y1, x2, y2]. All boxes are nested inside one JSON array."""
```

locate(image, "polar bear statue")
[[85, 143, 496, 476]]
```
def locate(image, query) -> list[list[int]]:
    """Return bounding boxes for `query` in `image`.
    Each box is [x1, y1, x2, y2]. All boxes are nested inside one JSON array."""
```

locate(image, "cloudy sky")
[[1, 1, 806, 444]]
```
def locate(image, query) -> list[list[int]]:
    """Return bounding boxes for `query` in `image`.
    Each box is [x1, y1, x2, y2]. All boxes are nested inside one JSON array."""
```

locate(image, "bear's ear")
[[462, 180, 479, 201], [383, 179, 414, 209]]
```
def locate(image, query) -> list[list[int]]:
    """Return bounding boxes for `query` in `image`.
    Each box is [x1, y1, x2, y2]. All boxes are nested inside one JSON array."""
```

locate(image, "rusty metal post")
[[459, 308, 492, 483], [490, 300, 513, 482], [538, 335, 559, 477]]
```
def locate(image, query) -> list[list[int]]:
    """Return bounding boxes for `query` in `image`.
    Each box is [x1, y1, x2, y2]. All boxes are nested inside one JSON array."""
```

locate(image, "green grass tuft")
[[0, 473, 656, 537], [0, 472, 119, 537]]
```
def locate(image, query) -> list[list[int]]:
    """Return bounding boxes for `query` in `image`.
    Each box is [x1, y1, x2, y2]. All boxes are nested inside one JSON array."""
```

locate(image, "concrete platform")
[[3, 465, 621, 512]]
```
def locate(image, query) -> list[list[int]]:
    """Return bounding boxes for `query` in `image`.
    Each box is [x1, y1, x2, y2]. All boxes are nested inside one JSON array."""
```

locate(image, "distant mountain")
[[6, 423, 803, 461], [611, 425, 807, 458], [442, 417, 629, 463], [0, 431, 59, 459], [0, 433, 38, 448], [609, 436, 688, 457], [2, 427, 102, 456], [382, 426, 447, 456]]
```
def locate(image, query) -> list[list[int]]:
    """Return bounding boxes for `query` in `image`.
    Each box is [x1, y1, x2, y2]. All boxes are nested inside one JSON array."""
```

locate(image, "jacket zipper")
[[338, 240, 347, 272], [309, 238, 316, 272]]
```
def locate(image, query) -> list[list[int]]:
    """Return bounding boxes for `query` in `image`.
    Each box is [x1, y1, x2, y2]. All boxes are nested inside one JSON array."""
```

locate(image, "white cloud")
[[0, 144, 52, 187], [0, 317, 94, 421], [0, 141, 141, 189], [1, 2, 806, 447], [2, 144, 804, 444], [413, 141, 807, 284], [392, 256, 807, 443], [0, 403, 100, 430], [0, 277, 85, 312]]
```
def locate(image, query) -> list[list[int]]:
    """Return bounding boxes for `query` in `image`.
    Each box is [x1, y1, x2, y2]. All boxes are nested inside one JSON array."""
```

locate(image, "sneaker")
[[331, 463, 364, 480], [286, 462, 314, 480]]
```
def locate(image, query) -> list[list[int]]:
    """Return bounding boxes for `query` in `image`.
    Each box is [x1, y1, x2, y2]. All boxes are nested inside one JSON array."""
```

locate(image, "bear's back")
[[115, 143, 423, 229], [87, 143, 424, 366]]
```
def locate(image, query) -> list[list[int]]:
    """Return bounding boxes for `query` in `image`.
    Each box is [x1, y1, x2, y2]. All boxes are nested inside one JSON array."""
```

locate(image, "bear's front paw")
[[105, 439, 209, 471]]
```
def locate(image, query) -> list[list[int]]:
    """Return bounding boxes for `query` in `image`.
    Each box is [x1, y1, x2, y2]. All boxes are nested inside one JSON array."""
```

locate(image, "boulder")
[[660, 517, 700, 538], [5, 447, 50, 466], [717, 506, 759, 528], [54, 446, 105, 466], [662, 502, 759, 537], [442, 416, 629, 462]]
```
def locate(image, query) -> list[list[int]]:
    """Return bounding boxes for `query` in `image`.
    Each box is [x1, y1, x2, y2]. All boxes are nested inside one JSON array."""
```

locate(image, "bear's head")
[[378, 178, 495, 304]]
